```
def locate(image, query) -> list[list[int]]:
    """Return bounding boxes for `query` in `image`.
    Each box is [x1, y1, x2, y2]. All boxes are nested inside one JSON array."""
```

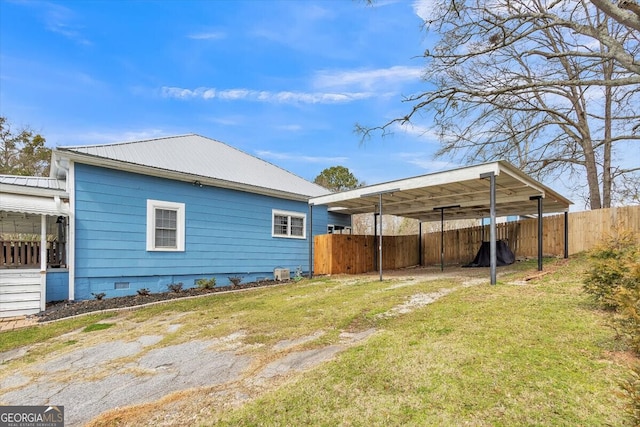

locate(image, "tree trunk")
[[583, 139, 603, 209], [602, 26, 614, 209]]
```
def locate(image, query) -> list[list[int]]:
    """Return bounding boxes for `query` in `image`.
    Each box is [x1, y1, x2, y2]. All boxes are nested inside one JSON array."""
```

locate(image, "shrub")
[[614, 287, 640, 354], [196, 278, 216, 289], [618, 362, 640, 425], [228, 276, 242, 288], [167, 283, 183, 293], [137, 288, 151, 296], [584, 230, 640, 425], [584, 230, 639, 310]]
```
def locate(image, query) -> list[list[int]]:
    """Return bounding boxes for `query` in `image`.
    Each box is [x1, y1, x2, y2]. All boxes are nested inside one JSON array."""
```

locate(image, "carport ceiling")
[[309, 161, 571, 222]]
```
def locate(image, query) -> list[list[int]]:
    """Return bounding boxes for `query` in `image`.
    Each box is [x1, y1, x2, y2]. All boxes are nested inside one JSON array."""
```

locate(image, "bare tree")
[[590, 0, 640, 33], [360, 0, 640, 209]]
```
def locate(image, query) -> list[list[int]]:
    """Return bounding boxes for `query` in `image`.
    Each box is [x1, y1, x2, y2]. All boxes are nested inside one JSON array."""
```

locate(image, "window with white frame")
[[272, 209, 306, 239], [146, 200, 185, 251]]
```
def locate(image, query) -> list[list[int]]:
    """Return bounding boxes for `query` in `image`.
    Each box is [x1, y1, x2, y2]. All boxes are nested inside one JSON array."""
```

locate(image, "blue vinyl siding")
[[326, 211, 352, 231], [46, 269, 69, 302], [72, 163, 348, 300]]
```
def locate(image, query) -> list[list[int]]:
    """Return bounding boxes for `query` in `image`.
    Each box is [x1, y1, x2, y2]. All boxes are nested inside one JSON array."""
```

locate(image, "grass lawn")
[[1, 257, 632, 426], [204, 258, 628, 426]]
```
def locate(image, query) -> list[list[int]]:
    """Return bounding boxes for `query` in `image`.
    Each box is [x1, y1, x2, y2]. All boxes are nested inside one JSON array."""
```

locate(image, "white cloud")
[[255, 150, 348, 164], [412, 0, 436, 22], [397, 153, 455, 171], [207, 116, 244, 126], [187, 31, 226, 40], [275, 124, 303, 132], [412, 0, 463, 29], [394, 122, 439, 141], [37, 2, 91, 45], [218, 89, 251, 100], [160, 86, 377, 104], [313, 66, 423, 91]]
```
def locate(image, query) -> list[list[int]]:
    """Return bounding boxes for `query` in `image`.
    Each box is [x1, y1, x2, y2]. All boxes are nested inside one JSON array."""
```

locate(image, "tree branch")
[[590, 0, 640, 32]]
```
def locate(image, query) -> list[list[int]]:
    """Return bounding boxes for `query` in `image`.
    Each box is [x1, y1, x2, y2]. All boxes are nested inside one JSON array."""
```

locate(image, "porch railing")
[[0, 240, 66, 268]]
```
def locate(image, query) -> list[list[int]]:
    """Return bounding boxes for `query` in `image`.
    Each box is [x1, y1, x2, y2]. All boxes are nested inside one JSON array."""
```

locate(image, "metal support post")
[[480, 172, 497, 285], [379, 193, 383, 281], [373, 213, 378, 271], [530, 195, 543, 271], [433, 205, 460, 273], [359, 188, 400, 281], [564, 211, 569, 259], [418, 222, 423, 267]]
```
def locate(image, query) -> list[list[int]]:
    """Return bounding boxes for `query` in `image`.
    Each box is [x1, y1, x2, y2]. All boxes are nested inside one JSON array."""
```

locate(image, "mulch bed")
[[34, 280, 289, 323]]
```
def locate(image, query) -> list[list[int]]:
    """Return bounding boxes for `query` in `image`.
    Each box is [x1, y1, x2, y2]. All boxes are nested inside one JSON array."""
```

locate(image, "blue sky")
[[0, 0, 455, 186]]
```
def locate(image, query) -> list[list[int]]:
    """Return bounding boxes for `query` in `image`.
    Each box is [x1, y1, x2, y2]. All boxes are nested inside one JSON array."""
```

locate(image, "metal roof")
[[0, 193, 70, 216], [0, 175, 66, 191], [309, 161, 572, 222], [54, 134, 330, 200], [0, 176, 69, 216]]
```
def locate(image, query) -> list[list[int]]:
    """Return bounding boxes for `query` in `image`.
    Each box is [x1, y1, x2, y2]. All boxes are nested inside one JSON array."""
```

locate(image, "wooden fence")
[[422, 217, 563, 266], [314, 234, 419, 275], [314, 205, 640, 274]]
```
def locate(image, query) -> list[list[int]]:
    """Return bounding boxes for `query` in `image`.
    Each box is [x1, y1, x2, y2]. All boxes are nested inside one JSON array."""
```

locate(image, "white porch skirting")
[[0, 269, 42, 318]]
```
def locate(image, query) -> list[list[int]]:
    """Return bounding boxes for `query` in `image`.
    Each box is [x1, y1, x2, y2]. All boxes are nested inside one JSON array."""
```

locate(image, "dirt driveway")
[[0, 266, 506, 426]]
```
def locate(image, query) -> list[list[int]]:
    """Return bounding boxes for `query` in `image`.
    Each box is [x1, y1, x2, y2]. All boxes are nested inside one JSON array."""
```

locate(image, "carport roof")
[[309, 161, 571, 222]]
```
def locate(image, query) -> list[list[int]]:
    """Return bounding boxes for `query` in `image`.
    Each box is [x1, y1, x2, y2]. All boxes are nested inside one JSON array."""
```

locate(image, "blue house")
[[0, 134, 349, 316]]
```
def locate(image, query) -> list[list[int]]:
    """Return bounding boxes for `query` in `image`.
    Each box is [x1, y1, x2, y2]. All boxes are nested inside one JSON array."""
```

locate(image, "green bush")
[[196, 278, 216, 289], [584, 230, 640, 425], [584, 231, 639, 310], [618, 362, 640, 424], [614, 287, 640, 354]]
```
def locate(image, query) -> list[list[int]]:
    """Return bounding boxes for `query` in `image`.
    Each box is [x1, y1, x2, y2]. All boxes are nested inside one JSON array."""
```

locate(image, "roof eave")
[[310, 160, 571, 220], [496, 160, 573, 206], [0, 183, 68, 198], [56, 148, 315, 202]]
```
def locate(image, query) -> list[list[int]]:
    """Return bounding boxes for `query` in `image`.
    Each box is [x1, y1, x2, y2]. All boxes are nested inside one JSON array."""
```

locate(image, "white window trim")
[[146, 199, 185, 251], [272, 209, 306, 239]]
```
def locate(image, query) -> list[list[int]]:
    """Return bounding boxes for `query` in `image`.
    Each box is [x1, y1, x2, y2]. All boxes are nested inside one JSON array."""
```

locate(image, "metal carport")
[[308, 160, 572, 284]]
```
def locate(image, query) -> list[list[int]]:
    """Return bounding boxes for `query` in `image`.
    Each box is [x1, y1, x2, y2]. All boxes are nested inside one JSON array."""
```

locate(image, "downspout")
[[308, 204, 314, 278], [66, 161, 75, 300], [40, 215, 47, 311]]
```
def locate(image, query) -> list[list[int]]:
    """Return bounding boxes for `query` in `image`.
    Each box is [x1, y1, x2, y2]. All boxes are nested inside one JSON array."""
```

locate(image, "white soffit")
[[0, 193, 70, 216], [309, 161, 572, 222]]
